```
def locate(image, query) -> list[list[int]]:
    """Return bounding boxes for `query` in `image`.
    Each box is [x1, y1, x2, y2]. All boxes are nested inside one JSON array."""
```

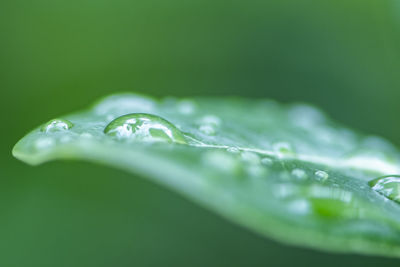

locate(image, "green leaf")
[[12, 93, 400, 257]]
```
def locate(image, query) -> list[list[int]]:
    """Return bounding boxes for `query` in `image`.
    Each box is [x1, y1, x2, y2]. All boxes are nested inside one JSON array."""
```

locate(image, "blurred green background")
[[1, 0, 400, 266]]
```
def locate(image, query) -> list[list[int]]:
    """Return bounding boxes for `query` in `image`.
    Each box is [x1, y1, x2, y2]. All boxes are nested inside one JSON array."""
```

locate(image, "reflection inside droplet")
[[40, 119, 73, 133], [104, 113, 187, 144], [368, 175, 400, 203]]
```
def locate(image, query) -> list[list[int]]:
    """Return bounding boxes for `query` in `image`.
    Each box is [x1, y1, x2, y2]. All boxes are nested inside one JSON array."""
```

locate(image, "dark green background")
[[1, 0, 400, 266]]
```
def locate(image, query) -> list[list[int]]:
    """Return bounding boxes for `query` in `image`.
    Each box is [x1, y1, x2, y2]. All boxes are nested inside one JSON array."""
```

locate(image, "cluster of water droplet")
[[35, 99, 400, 210]]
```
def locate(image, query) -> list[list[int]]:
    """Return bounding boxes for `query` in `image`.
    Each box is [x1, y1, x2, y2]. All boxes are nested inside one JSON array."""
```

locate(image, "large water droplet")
[[41, 119, 73, 133], [368, 175, 400, 203], [104, 113, 187, 144]]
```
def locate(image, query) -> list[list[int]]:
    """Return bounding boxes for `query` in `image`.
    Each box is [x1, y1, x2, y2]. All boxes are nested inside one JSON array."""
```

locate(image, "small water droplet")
[[227, 147, 240, 153], [368, 175, 400, 203], [104, 113, 187, 144], [291, 168, 307, 180], [200, 115, 221, 126], [198, 115, 221, 136], [273, 142, 294, 157], [41, 119, 73, 133], [199, 125, 216, 135], [261, 157, 273, 166], [315, 170, 329, 181]]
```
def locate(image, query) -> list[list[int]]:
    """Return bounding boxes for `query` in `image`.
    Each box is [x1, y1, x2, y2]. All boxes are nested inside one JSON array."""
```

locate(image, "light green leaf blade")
[[12, 93, 400, 257]]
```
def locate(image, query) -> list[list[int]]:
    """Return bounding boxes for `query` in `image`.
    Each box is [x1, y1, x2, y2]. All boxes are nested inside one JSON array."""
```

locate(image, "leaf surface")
[[13, 93, 400, 257]]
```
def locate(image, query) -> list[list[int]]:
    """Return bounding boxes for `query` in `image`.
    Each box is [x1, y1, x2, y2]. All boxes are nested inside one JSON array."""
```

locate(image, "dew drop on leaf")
[[315, 170, 329, 181], [261, 157, 273, 166], [200, 115, 221, 126], [199, 124, 217, 135], [40, 119, 73, 133], [227, 147, 240, 153], [104, 113, 187, 144], [273, 141, 294, 157], [368, 175, 400, 203], [198, 115, 221, 136]]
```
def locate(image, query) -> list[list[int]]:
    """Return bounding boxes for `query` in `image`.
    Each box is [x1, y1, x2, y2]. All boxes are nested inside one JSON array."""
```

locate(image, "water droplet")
[[291, 168, 307, 180], [104, 113, 187, 144], [199, 125, 216, 135], [261, 157, 273, 166], [41, 119, 73, 133], [227, 147, 240, 153], [368, 175, 400, 203], [198, 115, 221, 136], [315, 170, 329, 181], [273, 142, 294, 157], [200, 115, 221, 126]]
